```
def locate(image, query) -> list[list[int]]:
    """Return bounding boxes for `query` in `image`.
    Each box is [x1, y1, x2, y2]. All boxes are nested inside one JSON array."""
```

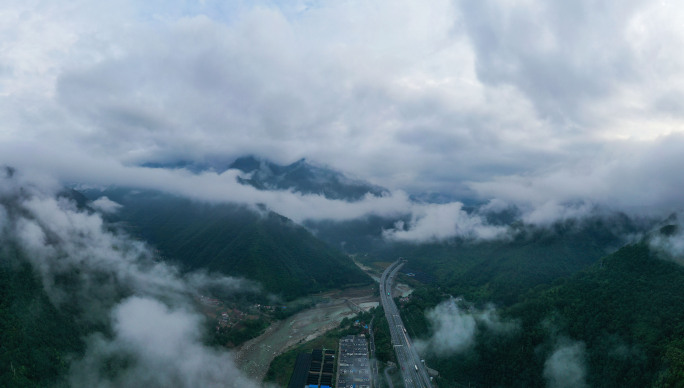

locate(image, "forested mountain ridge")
[[0, 254, 84, 387], [141, 155, 389, 202], [347, 214, 641, 305], [404, 240, 684, 387], [80, 188, 372, 299]]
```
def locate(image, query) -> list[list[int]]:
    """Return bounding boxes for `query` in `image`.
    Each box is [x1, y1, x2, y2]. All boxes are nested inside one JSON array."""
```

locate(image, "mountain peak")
[[291, 157, 306, 165], [228, 156, 387, 201], [229, 155, 264, 173]]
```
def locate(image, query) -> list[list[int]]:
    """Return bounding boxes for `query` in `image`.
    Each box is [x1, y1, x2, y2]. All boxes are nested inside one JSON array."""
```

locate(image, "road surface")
[[380, 259, 432, 388]]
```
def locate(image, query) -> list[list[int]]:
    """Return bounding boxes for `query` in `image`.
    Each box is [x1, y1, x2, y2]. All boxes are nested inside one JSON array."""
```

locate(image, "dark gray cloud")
[[458, 0, 642, 124], [470, 134, 684, 223], [3, 0, 547, 195], [2, 0, 684, 235]]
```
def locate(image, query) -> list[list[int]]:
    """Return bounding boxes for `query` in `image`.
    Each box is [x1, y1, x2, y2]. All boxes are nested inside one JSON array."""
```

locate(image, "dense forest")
[[7, 183, 684, 388], [0, 250, 84, 387], [320, 215, 639, 305], [400, 242, 684, 387], [81, 188, 372, 300]]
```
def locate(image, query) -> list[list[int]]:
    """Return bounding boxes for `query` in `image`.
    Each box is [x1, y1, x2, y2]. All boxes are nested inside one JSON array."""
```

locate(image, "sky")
[[3, 0, 684, 230]]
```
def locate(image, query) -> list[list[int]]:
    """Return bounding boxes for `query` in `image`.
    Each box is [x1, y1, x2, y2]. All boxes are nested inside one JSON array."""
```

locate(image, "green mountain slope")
[[354, 216, 637, 305], [420, 242, 684, 387], [82, 188, 371, 299], [0, 251, 84, 387]]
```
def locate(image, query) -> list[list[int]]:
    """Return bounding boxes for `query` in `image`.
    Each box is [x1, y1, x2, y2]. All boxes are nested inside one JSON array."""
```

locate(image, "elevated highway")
[[379, 259, 432, 388]]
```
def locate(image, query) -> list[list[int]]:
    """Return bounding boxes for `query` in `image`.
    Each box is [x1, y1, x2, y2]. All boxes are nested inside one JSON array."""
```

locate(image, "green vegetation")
[[265, 331, 340, 387], [82, 188, 372, 300], [263, 307, 397, 387], [403, 243, 684, 387], [0, 252, 84, 387], [11, 184, 680, 388], [396, 287, 441, 340], [210, 318, 270, 348], [275, 297, 318, 320], [365, 216, 637, 305], [264, 309, 374, 387], [371, 306, 396, 364]]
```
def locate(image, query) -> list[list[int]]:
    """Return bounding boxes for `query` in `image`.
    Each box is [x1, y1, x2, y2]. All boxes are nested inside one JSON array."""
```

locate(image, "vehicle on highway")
[[380, 259, 433, 388]]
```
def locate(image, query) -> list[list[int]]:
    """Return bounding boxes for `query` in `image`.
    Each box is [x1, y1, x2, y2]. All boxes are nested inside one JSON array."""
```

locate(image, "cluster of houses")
[[217, 308, 247, 327]]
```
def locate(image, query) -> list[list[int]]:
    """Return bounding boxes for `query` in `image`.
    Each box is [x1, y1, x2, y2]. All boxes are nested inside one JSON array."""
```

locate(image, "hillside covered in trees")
[[0, 251, 84, 387], [82, 188, 372, 300], [401, 242, 684, 387]]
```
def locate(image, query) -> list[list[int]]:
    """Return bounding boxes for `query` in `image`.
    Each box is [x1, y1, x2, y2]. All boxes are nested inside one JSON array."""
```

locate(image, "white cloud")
[[648, 213, 684, 262], [383, 202, 508, 242], [0, 1, 577, 193], [0, 171, 260, 387], [2, 151, 510, 242], [415, 298, 518, 356], [416, 300, 477, 356], [91, 196, 123, 213], [2, 0, 684, 228], [651, 233, 684, 259], [522, 201, 595, 226], [470, 134, 684, 222], [543, 340, 588, 388], [70, 297, 260, 388]]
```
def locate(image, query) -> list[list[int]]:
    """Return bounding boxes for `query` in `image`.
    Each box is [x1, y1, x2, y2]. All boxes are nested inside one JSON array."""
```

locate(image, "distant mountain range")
[[229, 156, 389, 201], [142, 155, 389, 202], [142, 155, 492, 205]]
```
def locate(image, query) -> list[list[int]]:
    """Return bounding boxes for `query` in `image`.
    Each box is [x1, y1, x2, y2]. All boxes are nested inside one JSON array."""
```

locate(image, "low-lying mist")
[[414, 298, 519, 356], [0, 168, 263, 387]]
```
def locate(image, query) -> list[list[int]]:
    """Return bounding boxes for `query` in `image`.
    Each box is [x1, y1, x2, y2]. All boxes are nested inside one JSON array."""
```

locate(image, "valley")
[[379, 259, 432, 387], [234, 285, 379, 381], [6, 2, 684, 387], [3, 163, 684, 388]]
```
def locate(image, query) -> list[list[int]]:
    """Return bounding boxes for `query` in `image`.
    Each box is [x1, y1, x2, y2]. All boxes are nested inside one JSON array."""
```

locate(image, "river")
[[234, 285, 379, 382]]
